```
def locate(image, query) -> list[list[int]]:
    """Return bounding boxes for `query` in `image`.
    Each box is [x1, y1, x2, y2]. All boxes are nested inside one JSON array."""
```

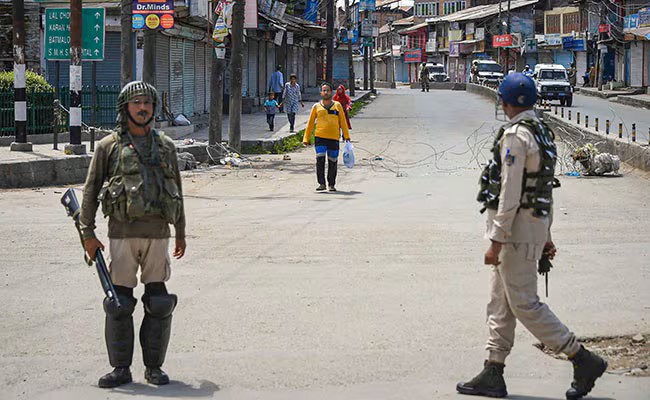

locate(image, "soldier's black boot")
[[456, 361, 507, 398], [565, 346, 607, 400], [99, 288, 137, 388], [140, 283, 177, 386], [99, 367, 133, 388]]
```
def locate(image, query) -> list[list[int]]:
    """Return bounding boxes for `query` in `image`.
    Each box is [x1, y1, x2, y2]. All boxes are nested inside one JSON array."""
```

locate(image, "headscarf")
[[333, 85, 351, 108]]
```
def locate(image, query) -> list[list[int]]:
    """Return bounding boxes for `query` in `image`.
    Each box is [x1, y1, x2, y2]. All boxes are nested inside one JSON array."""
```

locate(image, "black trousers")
[[274, 92, 283, 112], [315, 137, 339, 186], [287, 112, 296, 130], [266, 114, 275, 130]]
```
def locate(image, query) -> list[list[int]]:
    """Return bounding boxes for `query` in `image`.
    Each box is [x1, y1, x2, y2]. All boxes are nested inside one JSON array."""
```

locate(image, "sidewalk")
[[176, 90, 372, 149], [577, 86, 650, 109], [0, 90, 373, 189]]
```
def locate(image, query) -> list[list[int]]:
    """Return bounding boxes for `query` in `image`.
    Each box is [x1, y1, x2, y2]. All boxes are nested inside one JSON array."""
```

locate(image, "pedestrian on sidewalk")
[[79, 81, 186, 389], [268, 65, 284, 112], [419, 62, 430, 92], [457, 73, 607, 400], [588, 64, 596, 87], [568, 63, 577, 88], [282, 74, 304, 132], [332, 84, 352, 130], [263, 92, 280, 131], [303, 82, 351, 192]]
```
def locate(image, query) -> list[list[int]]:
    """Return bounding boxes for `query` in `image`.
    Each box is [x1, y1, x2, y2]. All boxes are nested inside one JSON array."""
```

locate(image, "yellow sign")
[[145, 14, 160, 29]]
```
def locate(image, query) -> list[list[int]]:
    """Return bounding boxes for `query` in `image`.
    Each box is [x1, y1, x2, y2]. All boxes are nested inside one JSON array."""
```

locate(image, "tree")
[[228, 0, 245, 151]]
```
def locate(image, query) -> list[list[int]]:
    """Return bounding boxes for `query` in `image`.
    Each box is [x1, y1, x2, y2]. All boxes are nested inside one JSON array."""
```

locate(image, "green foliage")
[[348, 99, 368, 118], [0, 70, 54, 92]]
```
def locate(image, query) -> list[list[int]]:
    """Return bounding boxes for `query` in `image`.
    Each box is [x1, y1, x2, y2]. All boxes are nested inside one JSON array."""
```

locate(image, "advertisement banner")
[[403, 49, 422, 63], [302, 0, 317, 22], [132, 0, 174, 30], [544, 33, 562, 46], [524, 38, 537, 53], [475, 27, 485, 41], [359, 0, 375, 12], [562, 36, 586, 51], [639, 8, 650, 27], [449, 41, 459, 57], [624, 14, 639, 31], [492, 34, 512, 47]]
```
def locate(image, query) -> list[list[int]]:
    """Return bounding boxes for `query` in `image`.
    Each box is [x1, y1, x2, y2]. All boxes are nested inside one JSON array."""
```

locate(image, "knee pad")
[[103, 294, 136, 318], [143, 294, 178, 319]]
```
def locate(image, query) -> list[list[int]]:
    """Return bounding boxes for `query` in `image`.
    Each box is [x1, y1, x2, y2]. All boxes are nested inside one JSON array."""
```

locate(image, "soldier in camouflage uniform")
[[80, 81, 186, 388]]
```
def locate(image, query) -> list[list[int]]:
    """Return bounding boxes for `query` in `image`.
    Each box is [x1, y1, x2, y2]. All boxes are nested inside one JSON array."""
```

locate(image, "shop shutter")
[[183, 39, 195, 116], [267, 41, 275, 88], [205, 48, 211, 108], [194, 42, 206, 114], [308, 48, 317, 87], [170, 37, 184, 116], [155, 33, 170, 100], [241, 40, 249, 96], [258, 40, 267, 95], [248, 39, 258, 98]]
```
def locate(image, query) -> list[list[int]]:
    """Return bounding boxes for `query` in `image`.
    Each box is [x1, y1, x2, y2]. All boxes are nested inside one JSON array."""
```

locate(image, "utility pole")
[[497, 1, 502, 65], [389, 21, 396, 87], [369, 35, 375, 93], [209, 8, 226, 147], [597, 2, 605, 91], [362, 11, 368, 90], [345, 0, 355, 96], [120, 0, 133, 86], [143, 29, 156, 84], [10, 0, 32, 152], [228, 0, 245, 151], [326, 0, 334, 83], [67, 0, 85, 154], [505, 0, 511, 73]]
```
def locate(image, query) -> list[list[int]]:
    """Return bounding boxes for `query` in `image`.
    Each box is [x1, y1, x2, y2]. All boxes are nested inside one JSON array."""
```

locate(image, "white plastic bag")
[[342, 141, 355, 169], [174, 114, 191, 126]]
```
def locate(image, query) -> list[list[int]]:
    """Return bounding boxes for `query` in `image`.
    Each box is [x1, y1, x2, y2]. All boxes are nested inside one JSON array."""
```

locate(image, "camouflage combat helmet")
[[116, 80, 159, 126]]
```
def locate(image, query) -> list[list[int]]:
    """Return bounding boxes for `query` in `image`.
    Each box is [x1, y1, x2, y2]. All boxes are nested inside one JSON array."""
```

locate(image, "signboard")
[[403, 49, 422, 63], [475, 27, 485, 41], [392, 45, 401, 57], [132, 0, 174, 30], [340, 29, 358, 44], [524, 38, 537, 53], [361, 18, 373, 37], [426, 39, 437, 52], [449, 29, 463, 42], [449, 41, 459, 57], [466, 22, 475, 35], [492, 34, 512, 47], [359, 0, 375, 12], [624, 14, 639, 31], [562, 36, 586, 51], [544, 33, 562, 46], [44, 8, 105, 61], [303, 0, 318, 22], [639, 8, 650, 27], [362, 37, 373, 47]]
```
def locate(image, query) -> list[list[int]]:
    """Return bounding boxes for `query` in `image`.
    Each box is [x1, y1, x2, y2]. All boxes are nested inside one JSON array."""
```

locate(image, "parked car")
[[425, 63, 450, 82], [533, 64, 573, 107], [473, 60, 504, 85]]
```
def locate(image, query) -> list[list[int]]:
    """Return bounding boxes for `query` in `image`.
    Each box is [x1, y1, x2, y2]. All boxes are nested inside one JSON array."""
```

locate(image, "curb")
[[612, 95, 650, 110]]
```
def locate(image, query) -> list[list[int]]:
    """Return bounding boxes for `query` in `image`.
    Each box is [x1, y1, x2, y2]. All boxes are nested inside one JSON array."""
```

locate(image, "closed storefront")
[[248, 39, 259, 98], [266, 41, 275, 88], [155, 33, 170, 100], [194, 42, 206, 114], [258, 40, 267, 96], [182, 40, 194, 116], [169, 37, 184, 116]]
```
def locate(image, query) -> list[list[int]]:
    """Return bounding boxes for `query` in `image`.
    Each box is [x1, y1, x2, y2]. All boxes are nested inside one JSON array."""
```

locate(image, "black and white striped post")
[[10, 0, 32, 152], [65, 0, 86, 155]]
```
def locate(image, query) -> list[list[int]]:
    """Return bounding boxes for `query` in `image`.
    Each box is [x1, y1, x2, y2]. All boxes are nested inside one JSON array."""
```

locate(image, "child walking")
[[263, 93, 280, 131]]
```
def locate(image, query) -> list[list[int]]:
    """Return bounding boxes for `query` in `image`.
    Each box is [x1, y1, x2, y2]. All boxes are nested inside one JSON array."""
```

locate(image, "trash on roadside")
[[564, 171, 580, 176], [182, 138, 195, 145], [374, 156, 384, 161], [174, 114, 191, 126], [283, 154, 291, 161]]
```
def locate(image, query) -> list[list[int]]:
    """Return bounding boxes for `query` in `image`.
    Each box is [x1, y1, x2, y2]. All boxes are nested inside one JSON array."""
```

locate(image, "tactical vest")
[[477, 119, 560, 218], [98, 130, 182, 224]]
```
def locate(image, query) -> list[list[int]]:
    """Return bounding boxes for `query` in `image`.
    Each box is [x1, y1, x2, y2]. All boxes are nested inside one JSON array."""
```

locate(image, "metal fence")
[[0, 85, 119, 137]]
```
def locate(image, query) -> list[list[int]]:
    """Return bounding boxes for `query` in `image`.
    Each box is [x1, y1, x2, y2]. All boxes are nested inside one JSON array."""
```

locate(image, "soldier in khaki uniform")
[[80, 81, 186, 388], [456, 73, 607, 400]]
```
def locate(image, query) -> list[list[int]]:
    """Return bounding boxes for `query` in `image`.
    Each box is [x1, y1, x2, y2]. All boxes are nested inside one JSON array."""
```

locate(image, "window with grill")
[[562, 12, 580, 34], [546, 14, 561, 34]]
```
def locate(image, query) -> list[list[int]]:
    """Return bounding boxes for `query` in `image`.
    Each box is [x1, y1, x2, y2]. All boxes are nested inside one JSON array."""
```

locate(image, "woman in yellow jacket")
[[303, 83, 351, 192]]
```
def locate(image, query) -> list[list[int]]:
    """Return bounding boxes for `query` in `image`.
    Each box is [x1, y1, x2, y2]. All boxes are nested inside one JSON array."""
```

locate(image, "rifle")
[[61, 188, 121, 308]]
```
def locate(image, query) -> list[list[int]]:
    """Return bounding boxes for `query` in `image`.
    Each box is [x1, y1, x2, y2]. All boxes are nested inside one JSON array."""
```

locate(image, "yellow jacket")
[[303, 101, 350, 142]]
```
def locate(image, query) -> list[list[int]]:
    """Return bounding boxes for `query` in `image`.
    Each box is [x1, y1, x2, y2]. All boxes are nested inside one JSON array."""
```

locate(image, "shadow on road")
[[508, 395, 614, 400], [110, 379, 220, 397]]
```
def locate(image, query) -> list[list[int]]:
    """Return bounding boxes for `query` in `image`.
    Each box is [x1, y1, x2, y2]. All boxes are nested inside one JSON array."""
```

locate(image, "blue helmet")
[[497, 73, 537, 107]]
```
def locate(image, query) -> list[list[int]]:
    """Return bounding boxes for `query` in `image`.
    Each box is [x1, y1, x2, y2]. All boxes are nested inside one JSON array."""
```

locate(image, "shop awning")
[[458, 39, 480, 44], [626, 27, 650, 40]]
